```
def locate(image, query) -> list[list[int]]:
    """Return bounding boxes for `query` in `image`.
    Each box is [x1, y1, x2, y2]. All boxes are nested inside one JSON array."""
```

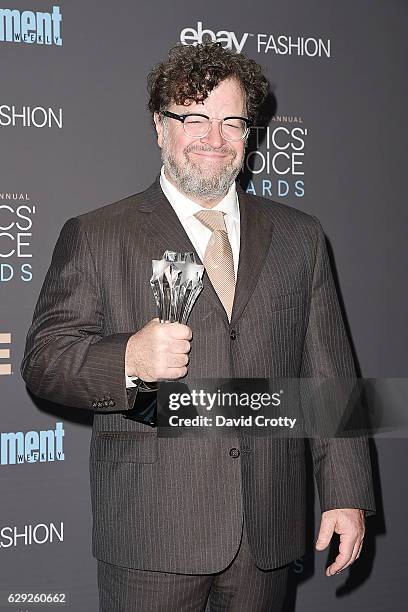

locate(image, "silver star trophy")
[[150, 251, 204, 323]]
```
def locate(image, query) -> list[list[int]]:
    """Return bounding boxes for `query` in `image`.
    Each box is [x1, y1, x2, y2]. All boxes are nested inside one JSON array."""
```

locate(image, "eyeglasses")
[[160, 111, 252, 142]]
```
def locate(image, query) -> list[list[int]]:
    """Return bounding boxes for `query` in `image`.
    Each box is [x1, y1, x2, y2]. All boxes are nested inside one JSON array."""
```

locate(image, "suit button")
[[230, 329, 237, 340], [229, 448, 240, 458]]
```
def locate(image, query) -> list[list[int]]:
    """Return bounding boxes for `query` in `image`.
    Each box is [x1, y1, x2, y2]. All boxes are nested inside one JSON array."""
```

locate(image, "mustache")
[[184, 144, 235, 156]]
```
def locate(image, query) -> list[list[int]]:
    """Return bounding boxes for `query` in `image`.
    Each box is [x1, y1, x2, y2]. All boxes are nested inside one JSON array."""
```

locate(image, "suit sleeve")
[[301, 216, 376, 516], [21, 217, 139, 412]]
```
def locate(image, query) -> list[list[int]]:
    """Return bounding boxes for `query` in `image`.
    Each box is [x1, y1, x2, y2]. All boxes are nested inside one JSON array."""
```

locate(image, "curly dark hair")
[[147, 42, 269, 123]]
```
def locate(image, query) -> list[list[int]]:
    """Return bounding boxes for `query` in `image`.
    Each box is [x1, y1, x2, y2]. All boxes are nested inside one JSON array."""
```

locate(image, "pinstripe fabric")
[[21, 175, 376, 574], [97, 559, 212, 612], [194, 210, 236, 321], [97, 520, 289, 612]]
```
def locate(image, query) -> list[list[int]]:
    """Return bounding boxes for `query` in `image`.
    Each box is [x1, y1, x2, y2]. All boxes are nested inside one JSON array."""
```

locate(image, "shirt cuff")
[[125, 370, 157, 392], [125, 372, 138, 388]]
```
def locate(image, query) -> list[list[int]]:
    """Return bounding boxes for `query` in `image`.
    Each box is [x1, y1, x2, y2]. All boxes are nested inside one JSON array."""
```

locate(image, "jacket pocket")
[[269, 290, 306, 312], [93, 432, 157, 464]]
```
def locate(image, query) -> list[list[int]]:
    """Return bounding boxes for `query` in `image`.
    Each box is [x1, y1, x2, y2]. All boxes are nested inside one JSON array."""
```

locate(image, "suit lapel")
[[230, 186, 274, 324], [137, 178, 275, 324]]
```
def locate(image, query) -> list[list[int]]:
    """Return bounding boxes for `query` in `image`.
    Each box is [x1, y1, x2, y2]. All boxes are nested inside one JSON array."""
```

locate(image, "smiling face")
[[153, 77, 247, 207]]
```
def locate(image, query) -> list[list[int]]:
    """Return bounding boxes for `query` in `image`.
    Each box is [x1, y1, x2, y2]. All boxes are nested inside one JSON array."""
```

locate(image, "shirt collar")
[[160, 166, 240, 223]]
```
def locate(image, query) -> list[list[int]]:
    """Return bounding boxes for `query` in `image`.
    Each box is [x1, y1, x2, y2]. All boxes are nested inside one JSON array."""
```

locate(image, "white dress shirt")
[[126, 166, 241, 387]]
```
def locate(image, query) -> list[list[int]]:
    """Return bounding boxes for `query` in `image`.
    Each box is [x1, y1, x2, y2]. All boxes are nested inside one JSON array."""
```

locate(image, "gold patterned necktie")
[[194, 210, 236, 321]]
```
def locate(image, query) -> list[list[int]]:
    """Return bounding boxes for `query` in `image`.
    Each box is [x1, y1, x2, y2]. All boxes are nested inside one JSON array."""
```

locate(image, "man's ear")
[[153, 112, 163, 148]]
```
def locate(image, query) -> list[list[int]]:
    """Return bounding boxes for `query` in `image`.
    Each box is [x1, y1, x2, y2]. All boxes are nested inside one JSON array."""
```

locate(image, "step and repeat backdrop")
[[1, 1, 407, 610]]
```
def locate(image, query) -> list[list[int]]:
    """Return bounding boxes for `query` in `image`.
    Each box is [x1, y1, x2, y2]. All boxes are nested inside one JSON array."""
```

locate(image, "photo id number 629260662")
[[1, 592, 68, 607]]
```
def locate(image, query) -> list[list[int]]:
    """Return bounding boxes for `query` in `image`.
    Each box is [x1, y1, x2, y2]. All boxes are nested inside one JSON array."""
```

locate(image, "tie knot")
[[195, 210, 227, 233]]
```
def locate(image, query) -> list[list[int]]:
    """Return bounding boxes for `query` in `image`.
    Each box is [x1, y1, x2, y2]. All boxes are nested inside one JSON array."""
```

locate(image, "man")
[[21, 42, 375, 611]]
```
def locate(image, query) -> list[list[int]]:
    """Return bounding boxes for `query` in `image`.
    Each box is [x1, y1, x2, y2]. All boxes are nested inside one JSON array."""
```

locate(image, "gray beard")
[[161, 126, 244, 202]]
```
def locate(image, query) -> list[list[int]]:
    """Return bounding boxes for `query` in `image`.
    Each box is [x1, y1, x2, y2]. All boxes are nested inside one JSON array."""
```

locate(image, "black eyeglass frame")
[[160, 110, 253, 141]]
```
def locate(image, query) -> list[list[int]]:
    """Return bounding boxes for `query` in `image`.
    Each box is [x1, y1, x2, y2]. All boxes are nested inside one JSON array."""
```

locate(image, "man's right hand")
[[125, 318, 192, 382]]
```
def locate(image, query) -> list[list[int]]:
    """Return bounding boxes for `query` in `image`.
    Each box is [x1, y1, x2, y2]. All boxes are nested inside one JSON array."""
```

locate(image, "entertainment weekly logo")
[[0, 5, 62, 45], [0, 195, 36, 282], [0, 422, 65, 466], [245, 115, 307, 200], [180, 21, 331, 58]]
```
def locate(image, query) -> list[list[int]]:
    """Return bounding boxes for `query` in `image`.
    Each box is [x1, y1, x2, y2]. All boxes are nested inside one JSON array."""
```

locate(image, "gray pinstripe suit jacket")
[[21, 176, 375, 573]]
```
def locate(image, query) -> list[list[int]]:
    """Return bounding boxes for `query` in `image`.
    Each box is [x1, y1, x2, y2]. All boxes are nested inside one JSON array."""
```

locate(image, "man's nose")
[[200, 120, 225, 149]]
